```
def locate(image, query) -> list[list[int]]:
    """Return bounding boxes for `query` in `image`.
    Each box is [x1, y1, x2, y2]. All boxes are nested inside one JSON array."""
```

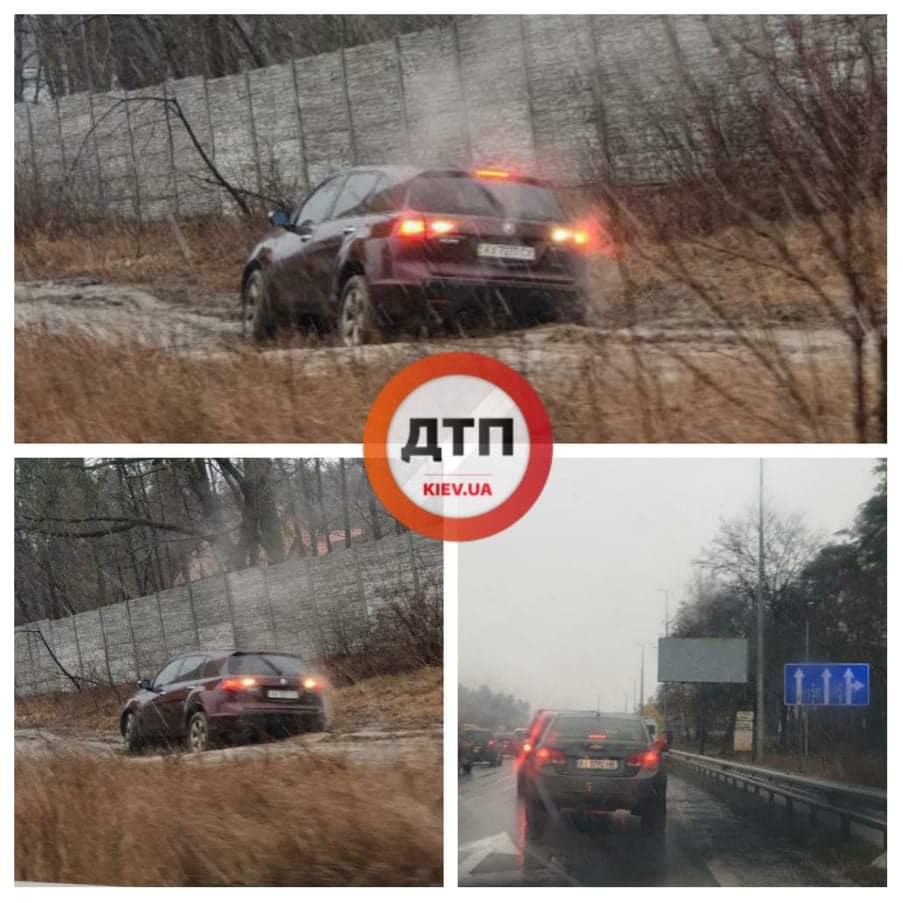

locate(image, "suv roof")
[[329, 164, 550, 187]]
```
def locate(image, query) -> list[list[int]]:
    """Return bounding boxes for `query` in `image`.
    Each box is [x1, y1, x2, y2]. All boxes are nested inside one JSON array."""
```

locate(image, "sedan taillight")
[[536, 747, 567, 766], [627, 750, 660, 769]]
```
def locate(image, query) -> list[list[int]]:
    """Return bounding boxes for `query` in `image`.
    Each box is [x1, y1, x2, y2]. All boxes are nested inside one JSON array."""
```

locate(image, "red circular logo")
[[364, 352, 552, 541]]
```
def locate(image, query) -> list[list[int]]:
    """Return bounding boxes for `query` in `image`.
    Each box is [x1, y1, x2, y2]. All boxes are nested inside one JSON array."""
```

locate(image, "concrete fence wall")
[[14, 532, 441, 696], [15, 14, 880, 222]]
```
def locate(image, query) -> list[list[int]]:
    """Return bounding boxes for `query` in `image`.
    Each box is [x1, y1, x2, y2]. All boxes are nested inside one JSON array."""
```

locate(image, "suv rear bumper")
[[210, 703, 323, 732], [369, 276, 585, 326]]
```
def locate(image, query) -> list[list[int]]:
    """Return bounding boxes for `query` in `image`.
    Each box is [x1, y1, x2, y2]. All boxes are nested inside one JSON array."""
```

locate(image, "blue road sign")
[[783, 663, 870, 706]]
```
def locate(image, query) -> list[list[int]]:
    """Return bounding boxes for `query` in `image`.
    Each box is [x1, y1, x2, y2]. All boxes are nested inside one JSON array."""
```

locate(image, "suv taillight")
[[536, 747, 567, 766], [220, 676, 257, 691], [627, 750, 660, 769], [392, 215, 458, 239]]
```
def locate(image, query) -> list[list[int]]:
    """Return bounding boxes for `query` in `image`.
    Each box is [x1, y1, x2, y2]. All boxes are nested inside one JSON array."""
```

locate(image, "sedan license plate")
[[577, 758, 619, 770], [477, 242, 535, 262], [267, 689, 299, 700]]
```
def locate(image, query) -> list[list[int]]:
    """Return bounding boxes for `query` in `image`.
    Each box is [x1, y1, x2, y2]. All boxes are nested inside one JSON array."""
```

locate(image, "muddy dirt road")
[[15, 724, 441, 766], [14, 278, 851, 376]]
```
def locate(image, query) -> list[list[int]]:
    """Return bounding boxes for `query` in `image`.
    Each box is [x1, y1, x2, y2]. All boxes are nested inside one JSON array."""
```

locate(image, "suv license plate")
[[268, 689, 299, 700], [577, 758, 619, 770], [477, 243, 535, 261]]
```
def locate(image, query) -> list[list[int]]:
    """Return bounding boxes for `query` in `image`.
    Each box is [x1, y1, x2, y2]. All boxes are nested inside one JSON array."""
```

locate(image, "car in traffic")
[[241, 165, 590, 344], [519, 711, 667, 839], [496, 731, 513, 755], [459, 733, 475, 775], [462, 728, 503, 766], [508, 727, 527, 755], [120, 649, 330, 753], [516, 708, 558, 795]]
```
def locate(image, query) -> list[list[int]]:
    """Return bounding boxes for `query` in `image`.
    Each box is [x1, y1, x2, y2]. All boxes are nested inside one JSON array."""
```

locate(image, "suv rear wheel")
[[339, 275, 382, 346], [187, 711, 211, 753], [123, 712, 143, 753], [242, 269, 264, 337]]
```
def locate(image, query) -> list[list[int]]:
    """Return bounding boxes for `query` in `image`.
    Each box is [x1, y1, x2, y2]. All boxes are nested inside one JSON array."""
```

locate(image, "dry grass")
[[15, 749, 441, 885], [15, 331, 395, 443], [330, 666, 442, 732], [15, 665, 442, 736], [15, 216, 259, 292], [16, 326, 875, 442]]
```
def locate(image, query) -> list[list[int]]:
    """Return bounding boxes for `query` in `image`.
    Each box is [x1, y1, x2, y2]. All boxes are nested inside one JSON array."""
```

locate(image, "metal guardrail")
[[667, 749, 887, 850]]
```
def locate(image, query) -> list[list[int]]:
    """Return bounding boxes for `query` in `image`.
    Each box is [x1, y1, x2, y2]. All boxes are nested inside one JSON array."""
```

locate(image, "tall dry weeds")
[[15, 750, 442, 885]]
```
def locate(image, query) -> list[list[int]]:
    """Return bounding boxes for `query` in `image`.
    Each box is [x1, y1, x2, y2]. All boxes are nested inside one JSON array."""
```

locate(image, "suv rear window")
[[227, 653, 305, 676], [547, 715, 649, 743], [407, 176, 563, 221], [465, 729, 492, 744]]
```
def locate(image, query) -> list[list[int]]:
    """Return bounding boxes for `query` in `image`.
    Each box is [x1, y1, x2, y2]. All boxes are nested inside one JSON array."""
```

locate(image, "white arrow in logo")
[[822, 668, 832, 705], [794, 668, 805, 705]]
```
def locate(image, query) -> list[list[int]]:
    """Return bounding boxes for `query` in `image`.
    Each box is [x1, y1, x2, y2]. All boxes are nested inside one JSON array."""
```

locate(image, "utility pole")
[[636, 643, 646, 717], [658, 587, 670, 729], [756, 459, 766, 761]]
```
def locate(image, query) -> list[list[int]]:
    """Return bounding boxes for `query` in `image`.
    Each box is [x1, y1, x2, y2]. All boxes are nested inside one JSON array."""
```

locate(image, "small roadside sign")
[[734, 710, 754, 752]]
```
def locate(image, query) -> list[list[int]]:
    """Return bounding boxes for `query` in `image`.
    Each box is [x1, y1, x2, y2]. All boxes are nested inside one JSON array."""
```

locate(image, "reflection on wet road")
[[459, 759, 843, 886]]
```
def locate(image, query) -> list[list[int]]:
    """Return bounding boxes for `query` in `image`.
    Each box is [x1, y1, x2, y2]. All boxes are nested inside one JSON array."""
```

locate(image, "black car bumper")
[[527, 773, 665, 814]]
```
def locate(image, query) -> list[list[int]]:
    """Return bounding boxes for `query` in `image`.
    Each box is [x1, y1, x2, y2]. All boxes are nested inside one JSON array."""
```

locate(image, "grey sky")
[[459, 457, 880, 717]]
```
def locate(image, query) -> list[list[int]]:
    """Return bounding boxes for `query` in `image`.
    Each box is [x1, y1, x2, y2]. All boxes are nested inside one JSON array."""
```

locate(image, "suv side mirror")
[[138, 678, 153, 691], [268, 208, 292, 229]]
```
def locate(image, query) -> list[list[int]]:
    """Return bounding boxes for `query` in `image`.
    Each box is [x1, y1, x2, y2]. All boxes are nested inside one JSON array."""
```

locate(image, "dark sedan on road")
[[120, 650, 330, 753], [463, 728, 503, 767], [241, 165, 590, 344], [520, 711, 667, 839]]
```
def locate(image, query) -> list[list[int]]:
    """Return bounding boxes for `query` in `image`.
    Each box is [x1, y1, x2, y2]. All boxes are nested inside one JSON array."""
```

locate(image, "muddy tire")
[[339, 275, 382, 346], [241, 269, 265, 338], [123, 711, 143, 754], [186, 710, 211, 753]]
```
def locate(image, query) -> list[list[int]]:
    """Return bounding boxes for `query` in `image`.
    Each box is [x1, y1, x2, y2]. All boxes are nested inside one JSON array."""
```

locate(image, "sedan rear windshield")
[[407, 176, 563, 221], [546, 716, 649, 743], [227, 653, 305, 676]]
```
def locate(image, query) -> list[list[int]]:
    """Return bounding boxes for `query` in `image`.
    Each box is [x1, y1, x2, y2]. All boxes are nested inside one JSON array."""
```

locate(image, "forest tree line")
[[15, 14, 459, 102], [15, 458, 406, 625]]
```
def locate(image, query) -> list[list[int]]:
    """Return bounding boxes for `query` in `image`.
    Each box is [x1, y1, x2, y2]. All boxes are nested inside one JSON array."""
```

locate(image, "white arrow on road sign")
[[844, 668, 865, 705], [822, 668, 832, 704], [794, 668, 804, 705]]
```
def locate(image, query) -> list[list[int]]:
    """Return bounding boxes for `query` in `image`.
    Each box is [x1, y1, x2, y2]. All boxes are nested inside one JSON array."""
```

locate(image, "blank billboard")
[[658, 638, 749, 683]]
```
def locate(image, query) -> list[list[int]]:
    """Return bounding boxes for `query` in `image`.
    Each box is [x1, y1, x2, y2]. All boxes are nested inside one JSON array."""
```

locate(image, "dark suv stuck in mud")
[[120, 650, 330, 753], [241, 166, 590, 344]]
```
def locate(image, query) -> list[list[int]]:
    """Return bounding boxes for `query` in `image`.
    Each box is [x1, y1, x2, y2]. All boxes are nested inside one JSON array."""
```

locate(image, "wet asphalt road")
[[458, 758, 844, 886]]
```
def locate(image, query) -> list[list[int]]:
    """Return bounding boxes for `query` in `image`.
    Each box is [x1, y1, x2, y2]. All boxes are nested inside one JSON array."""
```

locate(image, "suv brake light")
[[393, 216, 459, 239], [627, 750, 660, 769], [220, 676, 257, 691], [550, 226, 590, 248], [473, 168, 511, 180]]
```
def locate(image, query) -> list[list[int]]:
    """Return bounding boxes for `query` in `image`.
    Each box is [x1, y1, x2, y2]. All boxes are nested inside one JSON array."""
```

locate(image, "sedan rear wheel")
[[339, 275, 382, 346], [187, 711, 210, 753]]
